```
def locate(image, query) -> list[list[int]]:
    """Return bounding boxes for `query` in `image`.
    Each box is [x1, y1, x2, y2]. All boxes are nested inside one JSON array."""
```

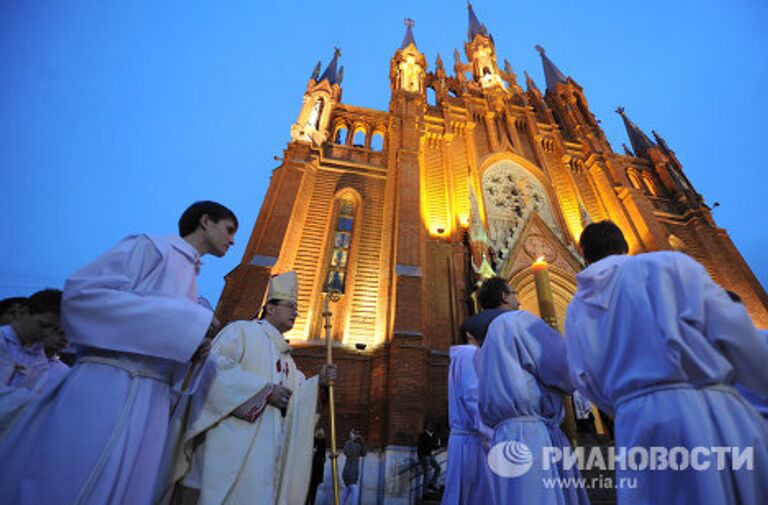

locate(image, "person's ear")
[[199, 213, 212, 231]]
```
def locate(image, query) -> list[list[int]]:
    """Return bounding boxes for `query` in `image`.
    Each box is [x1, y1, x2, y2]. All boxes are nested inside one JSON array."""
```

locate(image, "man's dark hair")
[[579, 221, 629, 264], [477, 277, 512, 310], [0, 297, 28, 318], [27, 289, 62, 316], [178, 201, 238, 237], [459, 308, 506, 346]]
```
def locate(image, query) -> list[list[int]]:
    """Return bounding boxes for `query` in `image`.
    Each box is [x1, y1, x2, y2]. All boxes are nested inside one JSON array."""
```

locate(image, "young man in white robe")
[[565, 220, 768, 504], [0, 200, 237, 505], [474, 278, 590, 505], [158, 271, 337, 505], [725, 290, 768, 419], [441, 312, 495, 505], [0, 290, 63, 436]]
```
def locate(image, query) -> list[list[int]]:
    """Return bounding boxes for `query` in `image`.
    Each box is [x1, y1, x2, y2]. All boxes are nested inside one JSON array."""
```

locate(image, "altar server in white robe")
[[724, 290, 768, 419], [0, 290, 62, 436], [476, 305, 590, 505], [565, 220, 768, 505], [0, 201, 237, 505], [441, 312, 496, 505], [159, 271, 336, 505]]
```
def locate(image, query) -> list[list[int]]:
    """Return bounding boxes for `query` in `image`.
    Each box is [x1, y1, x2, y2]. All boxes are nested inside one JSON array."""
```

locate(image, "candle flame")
[[536, 256, 546, 263]]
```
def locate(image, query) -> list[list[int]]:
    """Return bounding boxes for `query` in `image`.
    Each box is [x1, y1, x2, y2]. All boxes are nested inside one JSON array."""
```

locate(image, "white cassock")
[[0, 234, 212, 505], [41, 357, 70, 395], [476, 311, 590, 505], [0, 325, 50, 437], [441, 344, 493, 505], [566, 251, 768, 504], [735, 329, 768, 418], [158, 319, 318, 505]]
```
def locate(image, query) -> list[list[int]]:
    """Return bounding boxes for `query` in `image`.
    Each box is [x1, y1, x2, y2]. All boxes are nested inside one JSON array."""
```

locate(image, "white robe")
[[441, 345, 493, 505], [159, 319, 318, 505], [0, 234, 212, 505], [565, 251, 768, 504], [476, 311, 590, 505], [0, 325, 50, 437]]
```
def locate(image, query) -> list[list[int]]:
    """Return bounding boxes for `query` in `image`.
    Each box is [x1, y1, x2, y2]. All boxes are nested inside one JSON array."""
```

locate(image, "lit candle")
[[532, 256, 558, 329], [531, 256, 578, 444]]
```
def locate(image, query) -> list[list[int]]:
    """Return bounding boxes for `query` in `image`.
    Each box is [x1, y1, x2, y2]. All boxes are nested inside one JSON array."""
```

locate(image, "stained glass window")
[[325, 199, 355, 293]]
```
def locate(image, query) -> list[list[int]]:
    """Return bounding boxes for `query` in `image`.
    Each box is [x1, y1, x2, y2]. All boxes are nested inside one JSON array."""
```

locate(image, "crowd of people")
[[1, 201, 767, 505], [441, 220, 768, 505]]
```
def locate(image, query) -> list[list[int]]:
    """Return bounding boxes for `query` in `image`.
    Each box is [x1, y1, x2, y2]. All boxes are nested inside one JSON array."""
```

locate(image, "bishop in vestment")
[[159, 271, 335, 505], [0, 201, 237, 505], [565, 221, 768, 504]]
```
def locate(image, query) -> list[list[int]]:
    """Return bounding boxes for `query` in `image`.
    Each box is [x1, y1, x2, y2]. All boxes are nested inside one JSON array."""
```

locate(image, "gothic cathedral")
[[216, 5, 768, 448]]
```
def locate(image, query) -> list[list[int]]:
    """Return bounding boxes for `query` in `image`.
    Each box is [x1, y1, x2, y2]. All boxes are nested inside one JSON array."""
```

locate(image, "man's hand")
[[192, 316, 220, 363], [319, 363, 338, 386], [192, 337, 212, 362], [267, 384, 293, 410], [205, 316, 222, 340]]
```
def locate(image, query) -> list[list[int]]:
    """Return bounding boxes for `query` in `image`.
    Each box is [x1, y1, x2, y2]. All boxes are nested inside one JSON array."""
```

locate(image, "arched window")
[[335, 126, 348, 144], [426, 87, 437, 106], [324, 198, 356, 294], [644, 176, 660, 196], [628, 170, 643, 190], [352, 128, 366, 148], [370, 132, 384, 151]]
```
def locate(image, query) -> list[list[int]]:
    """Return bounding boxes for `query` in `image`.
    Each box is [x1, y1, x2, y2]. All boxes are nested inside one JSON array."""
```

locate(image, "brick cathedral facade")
[[216, 6, 768, 449]]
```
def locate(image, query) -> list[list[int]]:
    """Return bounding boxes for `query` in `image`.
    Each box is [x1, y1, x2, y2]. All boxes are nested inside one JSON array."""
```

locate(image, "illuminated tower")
[[216, 5, 768, 485]]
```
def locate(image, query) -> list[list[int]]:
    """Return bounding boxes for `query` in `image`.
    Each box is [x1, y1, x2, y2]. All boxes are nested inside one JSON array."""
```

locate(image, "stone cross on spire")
[[401, 18, 417, 49]]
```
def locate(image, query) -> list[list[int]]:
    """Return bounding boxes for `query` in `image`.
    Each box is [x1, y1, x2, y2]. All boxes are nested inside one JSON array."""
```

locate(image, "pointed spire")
[[622, 143, 634, 156], [616, 107, 656, 158], [436, 53, 444, 71], [310, 61, 321, 81], [337, 66, 344, 85], [651, 129, 671, 152], [534, 45, 568, 91], [319, 48, 342, 85], [524, 70, 539, 92], [401, 18, 417, 49], [467, 2, 490, 41]]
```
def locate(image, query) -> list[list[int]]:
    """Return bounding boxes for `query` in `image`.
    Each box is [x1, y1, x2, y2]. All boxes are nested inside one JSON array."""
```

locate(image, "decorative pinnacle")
[[615, 106, 625, 116], [404, 17, 414, 28], [333, 47, 341, 58], [534, 44, 545, 55]]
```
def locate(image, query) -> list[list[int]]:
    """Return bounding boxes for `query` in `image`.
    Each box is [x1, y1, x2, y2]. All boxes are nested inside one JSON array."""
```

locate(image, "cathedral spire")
[[401, 18, 417, 49], [319, 48, 342, 85], [310, 61, 321, 81], [467, 2, 490, 41], [616, 106, 656, 158], [534, 45, 568, 91]]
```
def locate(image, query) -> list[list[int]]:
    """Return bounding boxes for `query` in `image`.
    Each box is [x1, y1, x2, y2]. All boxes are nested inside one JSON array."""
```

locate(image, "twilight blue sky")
[[1, 1, 767, 308]]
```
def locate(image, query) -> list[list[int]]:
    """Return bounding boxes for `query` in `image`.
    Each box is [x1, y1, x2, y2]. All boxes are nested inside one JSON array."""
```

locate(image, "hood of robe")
[[574, 254, 630, 309]]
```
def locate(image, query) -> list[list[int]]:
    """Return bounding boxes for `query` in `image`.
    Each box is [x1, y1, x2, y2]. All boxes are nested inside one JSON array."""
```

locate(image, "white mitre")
[[266, 271, 299, 303]]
